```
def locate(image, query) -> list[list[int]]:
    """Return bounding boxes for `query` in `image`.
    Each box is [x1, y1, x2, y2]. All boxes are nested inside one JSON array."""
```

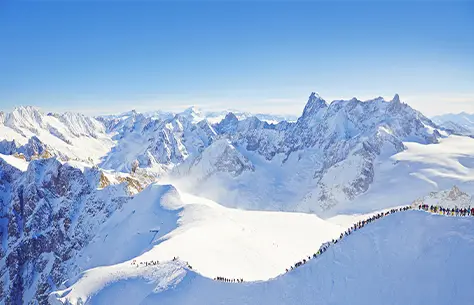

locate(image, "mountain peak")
[[223, 112, 238, 123], [12, 105, 42, 114], [447, 185, 465, 200], [301, 92, 327, 118], [13, 105, 38, 110], [6, 105, 45, 129], [183, 106, 202, 115], [391, 94, 401, 103]]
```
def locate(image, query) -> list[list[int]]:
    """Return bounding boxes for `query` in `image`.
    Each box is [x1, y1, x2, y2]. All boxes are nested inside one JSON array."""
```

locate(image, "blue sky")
[[0, 1, 473, 116]]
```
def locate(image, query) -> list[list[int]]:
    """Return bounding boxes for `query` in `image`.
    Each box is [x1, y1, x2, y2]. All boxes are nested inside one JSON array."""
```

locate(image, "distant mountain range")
[[431, 112, 474, 136], [2, 92, 474, 303]]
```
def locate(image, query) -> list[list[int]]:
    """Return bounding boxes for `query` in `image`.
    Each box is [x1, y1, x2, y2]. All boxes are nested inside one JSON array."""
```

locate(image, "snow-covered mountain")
[[413, 185, 473, 208], [2, 93, 471, 215], [3, 92, 474, 304], [432, 112, 474, 136], [0, 106, 113, 163], [47, 186, 474, 305], [1, 93, 468, 214], [99, 107, 297, 126], [0, 156, 134, 304], [170, 93, 456, 213]]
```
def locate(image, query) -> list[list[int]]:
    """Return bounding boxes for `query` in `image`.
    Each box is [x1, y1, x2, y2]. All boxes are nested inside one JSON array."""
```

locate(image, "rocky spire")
[[301, 92, 327, 119], [447, 185, 465, 200], [391, 94, 401, 104]]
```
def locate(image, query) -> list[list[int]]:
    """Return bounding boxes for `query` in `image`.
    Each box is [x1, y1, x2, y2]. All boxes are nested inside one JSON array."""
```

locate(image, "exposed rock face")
[[447, 186, 466, 200], [0, 158, 130, 304], [99, 171, 111, 189], [0, 136, 66, 162], [117, 176, 144, 195]]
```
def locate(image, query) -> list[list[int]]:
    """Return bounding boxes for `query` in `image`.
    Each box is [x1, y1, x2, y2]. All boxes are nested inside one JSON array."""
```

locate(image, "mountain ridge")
[[2, 91, 474, 304]]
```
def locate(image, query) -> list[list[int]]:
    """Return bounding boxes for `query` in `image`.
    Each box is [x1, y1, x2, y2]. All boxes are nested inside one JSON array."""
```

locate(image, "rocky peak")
[[301, 92, 327, 118], [391, 94, 401, 104], [223, 112, 238, 123], [215, 112, 239, 134], [386, 93, 406, 114], [447, 185, 466, 200]]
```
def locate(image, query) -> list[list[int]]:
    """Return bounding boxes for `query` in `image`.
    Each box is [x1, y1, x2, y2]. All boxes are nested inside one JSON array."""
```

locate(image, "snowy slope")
[[322, 135, 474, 216], [47, 182, 355, 304], [0, 153, 29, 171], [53, 183, 343, 284], [50, 210, 474, 305]]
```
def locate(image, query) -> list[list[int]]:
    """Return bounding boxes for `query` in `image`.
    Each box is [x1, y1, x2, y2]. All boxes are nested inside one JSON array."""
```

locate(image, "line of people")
[[133, 203, 472, 283], [214, 277, 244, 283], [285, 206, 413, 274], [130, 257, 193, 270], [418, 204, 474, 216]]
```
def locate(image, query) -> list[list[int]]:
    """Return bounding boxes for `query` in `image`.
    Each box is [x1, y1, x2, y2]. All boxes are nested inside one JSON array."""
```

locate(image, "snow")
[[0, 153, 29, 171], [432, 112, 474, 136], [325, 135, 474, 216], [48, 183, 351, 304], [50, 209, 474, 305], [69, 184, 344, 281], [0, 107, 114, 164], [171, 134, 474, 217], [148, 211, 474, 305], [3, 95, 474, 303], [0, 124, 29, 145]]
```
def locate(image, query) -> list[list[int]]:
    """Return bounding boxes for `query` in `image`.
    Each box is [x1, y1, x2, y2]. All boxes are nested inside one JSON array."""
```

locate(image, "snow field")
[[50, 208, 474, 305]]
